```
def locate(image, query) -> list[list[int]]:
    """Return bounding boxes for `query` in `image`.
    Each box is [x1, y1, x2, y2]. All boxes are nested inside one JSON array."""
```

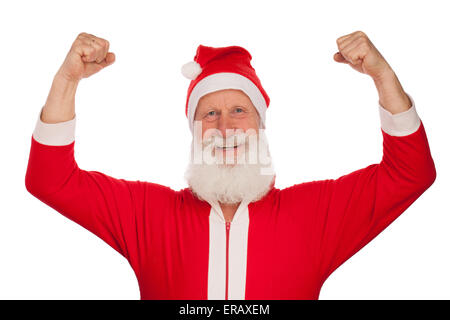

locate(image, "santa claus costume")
[[25, 44, 436, 300]]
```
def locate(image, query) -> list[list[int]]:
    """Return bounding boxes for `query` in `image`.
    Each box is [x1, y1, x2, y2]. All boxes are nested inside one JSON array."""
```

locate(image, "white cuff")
[[379, 92, 421, 136], [32, 106, 76, 146]]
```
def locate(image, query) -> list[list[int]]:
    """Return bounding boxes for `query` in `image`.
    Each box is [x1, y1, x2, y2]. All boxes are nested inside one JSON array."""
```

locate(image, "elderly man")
[[25, 31, 436, 300]]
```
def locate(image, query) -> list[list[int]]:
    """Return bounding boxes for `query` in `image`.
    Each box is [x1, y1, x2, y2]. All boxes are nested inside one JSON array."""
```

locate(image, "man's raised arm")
[[315, 31, 437, 283], [25, 33, 175, 273], [280, 31, 436, 289]]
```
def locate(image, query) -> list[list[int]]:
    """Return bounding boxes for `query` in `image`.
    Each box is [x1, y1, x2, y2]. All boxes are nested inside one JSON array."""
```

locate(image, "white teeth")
[[216, 144, 240, 149], [206, 134, 247, 149]]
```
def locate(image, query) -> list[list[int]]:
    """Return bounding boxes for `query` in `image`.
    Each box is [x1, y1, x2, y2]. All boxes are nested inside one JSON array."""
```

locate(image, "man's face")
[[194, 89, 260, 161], [187, 89, 274, 204]]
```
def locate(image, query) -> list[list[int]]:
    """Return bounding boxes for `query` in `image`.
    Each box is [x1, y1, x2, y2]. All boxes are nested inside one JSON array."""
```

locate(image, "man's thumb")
[[100, 52, 116, 67], [333, 52, 348, 63]]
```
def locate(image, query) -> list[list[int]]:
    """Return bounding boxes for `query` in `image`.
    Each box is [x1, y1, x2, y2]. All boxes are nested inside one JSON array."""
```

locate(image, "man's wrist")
[[373, 68, 411, 114], [41, 73, 79, 123], [51, 73, 79, 97], [372, 66, 395, 85], [54, 69, 80, 86]]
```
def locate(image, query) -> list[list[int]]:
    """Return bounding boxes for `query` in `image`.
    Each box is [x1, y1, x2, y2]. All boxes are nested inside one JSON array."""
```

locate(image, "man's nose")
[[217, 115, 235, 137]]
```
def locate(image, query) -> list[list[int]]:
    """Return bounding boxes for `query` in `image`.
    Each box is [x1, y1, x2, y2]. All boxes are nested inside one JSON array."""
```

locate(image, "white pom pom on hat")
[[181, 61, 203, 80]]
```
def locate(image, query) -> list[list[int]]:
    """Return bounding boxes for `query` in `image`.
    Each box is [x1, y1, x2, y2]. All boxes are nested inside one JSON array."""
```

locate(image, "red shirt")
[[25, 93, 436, 299], [25, 119, 436, 299]]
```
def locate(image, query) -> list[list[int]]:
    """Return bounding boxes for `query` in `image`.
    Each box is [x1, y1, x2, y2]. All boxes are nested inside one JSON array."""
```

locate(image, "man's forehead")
[[198, 89, 251, 104]]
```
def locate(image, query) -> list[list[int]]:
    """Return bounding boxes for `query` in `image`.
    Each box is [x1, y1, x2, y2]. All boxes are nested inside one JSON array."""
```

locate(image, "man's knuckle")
[[98, 39, 107, 47], [360, 41, 369, 50]]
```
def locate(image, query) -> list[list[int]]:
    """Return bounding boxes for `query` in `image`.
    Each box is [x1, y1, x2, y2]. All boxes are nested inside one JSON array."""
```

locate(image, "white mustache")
[[202, 132, 248, 148]]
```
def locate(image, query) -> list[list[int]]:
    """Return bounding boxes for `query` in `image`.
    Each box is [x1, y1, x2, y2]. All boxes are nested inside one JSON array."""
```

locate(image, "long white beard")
[[184, 130, 275, 204]]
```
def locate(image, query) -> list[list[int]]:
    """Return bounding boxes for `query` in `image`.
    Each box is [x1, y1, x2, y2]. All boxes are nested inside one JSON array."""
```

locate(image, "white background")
[[1, 0, 449, 299]]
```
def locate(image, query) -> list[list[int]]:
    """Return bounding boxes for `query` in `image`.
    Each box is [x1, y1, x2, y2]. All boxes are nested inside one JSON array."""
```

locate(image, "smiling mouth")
[[215, 143, 245, 150]]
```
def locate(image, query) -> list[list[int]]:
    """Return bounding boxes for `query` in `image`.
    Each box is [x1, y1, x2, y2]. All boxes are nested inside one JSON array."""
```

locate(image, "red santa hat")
[[181, 44, 270, 133]]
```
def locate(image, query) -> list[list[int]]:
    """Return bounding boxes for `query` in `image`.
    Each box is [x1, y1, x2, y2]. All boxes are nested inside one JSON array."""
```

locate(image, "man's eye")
[[205, 110, 217, 119], [235, 107, 244, 113]]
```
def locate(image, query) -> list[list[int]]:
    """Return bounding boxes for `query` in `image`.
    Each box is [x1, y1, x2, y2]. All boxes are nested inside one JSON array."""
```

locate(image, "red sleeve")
[[316, 121, 436, 284], [284, 120, 436, 286], [24, 135, 176, 276]]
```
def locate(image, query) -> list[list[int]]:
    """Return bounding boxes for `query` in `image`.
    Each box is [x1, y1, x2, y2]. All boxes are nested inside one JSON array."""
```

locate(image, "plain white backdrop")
[[1, 0, 448, 299]]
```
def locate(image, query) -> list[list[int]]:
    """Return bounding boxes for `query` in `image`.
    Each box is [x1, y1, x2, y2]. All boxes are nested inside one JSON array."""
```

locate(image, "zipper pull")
[[226, 221, 230, 230]]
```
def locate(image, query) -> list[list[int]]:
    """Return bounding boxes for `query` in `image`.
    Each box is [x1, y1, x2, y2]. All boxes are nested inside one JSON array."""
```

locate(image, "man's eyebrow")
[[230, 104, 250, 109], [196, 106, 219, 115], [203, 105, 219, 110]]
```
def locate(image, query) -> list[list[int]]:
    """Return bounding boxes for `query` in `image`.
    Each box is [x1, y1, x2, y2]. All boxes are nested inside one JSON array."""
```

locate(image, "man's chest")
[[136, 205, 321, 300]]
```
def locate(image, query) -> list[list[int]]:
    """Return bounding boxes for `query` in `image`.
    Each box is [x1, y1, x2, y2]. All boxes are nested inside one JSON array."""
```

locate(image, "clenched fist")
[[56, 32, 115, 82], [334, 31, 392, 81]]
